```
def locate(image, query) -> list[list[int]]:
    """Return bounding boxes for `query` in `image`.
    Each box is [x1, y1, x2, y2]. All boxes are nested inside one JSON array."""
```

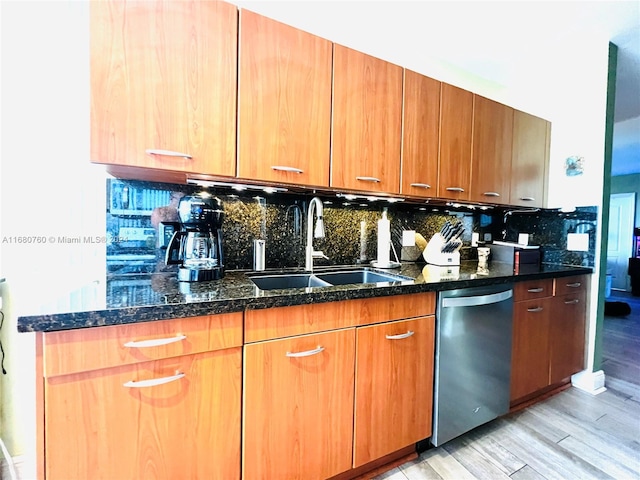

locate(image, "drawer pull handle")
[[520, 197, 535, 202], [566, 282, 582, 288], [145, 149, 192, 159], [445, 187, 465, 192], [356, 176, 381, 183], [271, 165, 303, 174], [286, 346, 324, 358], [410, 183, 432, 189], [124, 335, 187, 348], [527, 287, 544, 293], [564, 299, 580, 305], [386, 331, 415, 340], [483, 192, 501, 197], [123, 372, 185, 388], [527, 307, 544, 313]]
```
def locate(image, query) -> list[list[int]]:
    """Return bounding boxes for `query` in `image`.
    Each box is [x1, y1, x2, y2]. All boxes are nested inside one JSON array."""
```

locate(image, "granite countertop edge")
[[17, 262, 593, 333]]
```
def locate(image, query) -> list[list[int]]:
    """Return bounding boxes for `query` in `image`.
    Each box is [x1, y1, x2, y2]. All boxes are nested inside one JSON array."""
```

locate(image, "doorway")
[[607, 192, 636, 292]]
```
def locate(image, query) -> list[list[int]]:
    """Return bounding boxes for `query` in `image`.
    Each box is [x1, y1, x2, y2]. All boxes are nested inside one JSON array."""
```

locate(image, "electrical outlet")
[[402, 230, 416, 247], [518, 233, 529, 245], [567, 233, 589, 251], [472, 232, 479, 247]]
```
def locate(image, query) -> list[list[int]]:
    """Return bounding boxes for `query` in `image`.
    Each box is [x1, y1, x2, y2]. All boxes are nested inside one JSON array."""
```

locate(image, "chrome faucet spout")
[[306, 197, 326, 271]]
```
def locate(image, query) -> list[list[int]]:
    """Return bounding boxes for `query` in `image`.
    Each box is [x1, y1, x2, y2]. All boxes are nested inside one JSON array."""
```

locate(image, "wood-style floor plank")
[[557, 434, 640, 480], [401, 449, 473, 480], [509, 465, 547, 480], [441, 436, 512, 480], [487, 418, 615, 480]]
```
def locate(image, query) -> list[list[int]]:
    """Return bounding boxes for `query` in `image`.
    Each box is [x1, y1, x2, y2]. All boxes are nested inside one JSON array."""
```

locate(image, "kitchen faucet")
[[305, 197, 328, 271], [501, 208, 540, 240]]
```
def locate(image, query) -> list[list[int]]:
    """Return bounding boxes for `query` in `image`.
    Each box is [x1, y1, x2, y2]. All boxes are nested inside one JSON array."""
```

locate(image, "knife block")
[[423, 233, 461, 266]]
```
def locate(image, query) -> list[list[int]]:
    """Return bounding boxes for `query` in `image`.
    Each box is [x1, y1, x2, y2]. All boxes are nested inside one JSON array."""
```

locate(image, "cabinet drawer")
[[43, 313, 243, 377], [244, 292, 436, 343], [554, 275, 588, 296], [45, 348, 241, 480], [514, 279, 554, 302]]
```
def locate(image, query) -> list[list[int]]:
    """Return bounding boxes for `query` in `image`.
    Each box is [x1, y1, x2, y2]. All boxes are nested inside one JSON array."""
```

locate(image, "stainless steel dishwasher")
[[431, 283, 514, 446]]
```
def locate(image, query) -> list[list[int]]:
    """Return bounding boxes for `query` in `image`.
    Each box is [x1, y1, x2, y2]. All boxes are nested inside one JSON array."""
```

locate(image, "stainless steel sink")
[[247, 268, 412, 291], [315, 269, 411, 286], [248, 273, 332, 290]]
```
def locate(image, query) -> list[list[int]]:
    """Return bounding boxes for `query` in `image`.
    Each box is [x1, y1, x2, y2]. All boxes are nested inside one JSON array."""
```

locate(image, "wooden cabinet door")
[[549, 292, 587, 384], [438, 83, 473, 200], [243, 328, 356, 480], [471, 95, 513, 205], [332, 45, 403, 194], [238, 10, 332, 187], [510, 110, 550, 207], [45, 348, 242, 480], [353, 317, 435, 467], [401, 70, 440, 198], [90, 0, 237, 176], [510, 298, 552, 402]]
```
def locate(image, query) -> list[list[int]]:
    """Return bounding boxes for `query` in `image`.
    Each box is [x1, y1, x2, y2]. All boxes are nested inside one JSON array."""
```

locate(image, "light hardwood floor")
[[375, 292, 640, 480]]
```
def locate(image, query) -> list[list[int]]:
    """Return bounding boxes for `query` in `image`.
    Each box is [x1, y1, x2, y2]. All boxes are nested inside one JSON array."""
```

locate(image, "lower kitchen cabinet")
[[38, 314, 243, 480], [242, 293, 436, 479], [243, 328, 356, 480], [510, 275, 588, 406], [353, 316, 435, 467], [44, 349, 241, 480], [510, 297, 552, 402], [549, 291, 587, 384]]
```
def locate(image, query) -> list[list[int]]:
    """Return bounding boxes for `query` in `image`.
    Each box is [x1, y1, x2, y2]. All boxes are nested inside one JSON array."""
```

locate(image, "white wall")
[[0, 0, 612, 474], [0, 0, 106, 474]]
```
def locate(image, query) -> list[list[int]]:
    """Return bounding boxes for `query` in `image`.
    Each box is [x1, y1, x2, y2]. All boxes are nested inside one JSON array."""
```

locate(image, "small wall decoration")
[[565, 155, 585, 176]]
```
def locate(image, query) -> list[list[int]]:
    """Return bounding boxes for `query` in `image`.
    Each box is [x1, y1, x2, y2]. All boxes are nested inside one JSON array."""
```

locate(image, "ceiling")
[[232, 0, 640, 175]]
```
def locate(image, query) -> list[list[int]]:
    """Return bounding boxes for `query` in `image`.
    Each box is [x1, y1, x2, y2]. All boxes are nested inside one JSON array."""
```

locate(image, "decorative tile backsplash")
[[105, 179, 596, 275]]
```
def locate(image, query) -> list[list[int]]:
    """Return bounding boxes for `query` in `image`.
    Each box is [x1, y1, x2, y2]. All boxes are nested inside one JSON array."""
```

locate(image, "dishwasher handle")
[[441, 289, 513, 308]]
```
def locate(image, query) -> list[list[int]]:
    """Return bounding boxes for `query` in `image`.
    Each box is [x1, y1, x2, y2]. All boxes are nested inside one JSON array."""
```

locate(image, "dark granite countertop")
[[17, 261, 592, 333]]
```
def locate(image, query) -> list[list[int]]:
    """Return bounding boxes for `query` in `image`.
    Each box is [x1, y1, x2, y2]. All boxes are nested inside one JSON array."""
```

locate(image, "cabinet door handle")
[[564, 299, 580, 305], [527, 307, 544, 313], [566, 282, 582, 288], [527, 287, 544, 293], [386, 330, 414, 340], [124, 335, 187, 348], [356, 176, 381, 183], [520, 197, 536, 202], [483, 192, 500, 197], [410, 183, 432, 189], [271, 165, 304, 174], [123, 372, 185, 388], [286, 346, 324, 358], [445, 187, 465, 192], [145, 149, 192, 159]]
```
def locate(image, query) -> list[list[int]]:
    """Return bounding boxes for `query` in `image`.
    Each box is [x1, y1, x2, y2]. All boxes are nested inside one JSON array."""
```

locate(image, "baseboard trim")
[[571, 369, 607, 395]]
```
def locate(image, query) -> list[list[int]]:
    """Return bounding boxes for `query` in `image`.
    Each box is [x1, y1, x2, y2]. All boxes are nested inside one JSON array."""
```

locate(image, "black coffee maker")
[[165, 194, 225, 282]]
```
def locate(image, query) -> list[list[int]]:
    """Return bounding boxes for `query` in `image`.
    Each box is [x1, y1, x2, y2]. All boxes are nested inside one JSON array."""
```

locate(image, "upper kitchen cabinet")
[[438, 83, 473, 201], [238, 10, 332, 187], [331, 45, 403, 194], [470, 95, 514, 205], [510, 110, 551, 207], [90, 0, 237, 177], [401, 70, 441, 199]]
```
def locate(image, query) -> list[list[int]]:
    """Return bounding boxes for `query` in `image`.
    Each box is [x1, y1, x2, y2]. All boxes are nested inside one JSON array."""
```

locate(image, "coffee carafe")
[[165, 194, 225, 282]]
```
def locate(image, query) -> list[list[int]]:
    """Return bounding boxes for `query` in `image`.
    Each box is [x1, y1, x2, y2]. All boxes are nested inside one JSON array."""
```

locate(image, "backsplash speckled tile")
[[106, 179, 596, 274]]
